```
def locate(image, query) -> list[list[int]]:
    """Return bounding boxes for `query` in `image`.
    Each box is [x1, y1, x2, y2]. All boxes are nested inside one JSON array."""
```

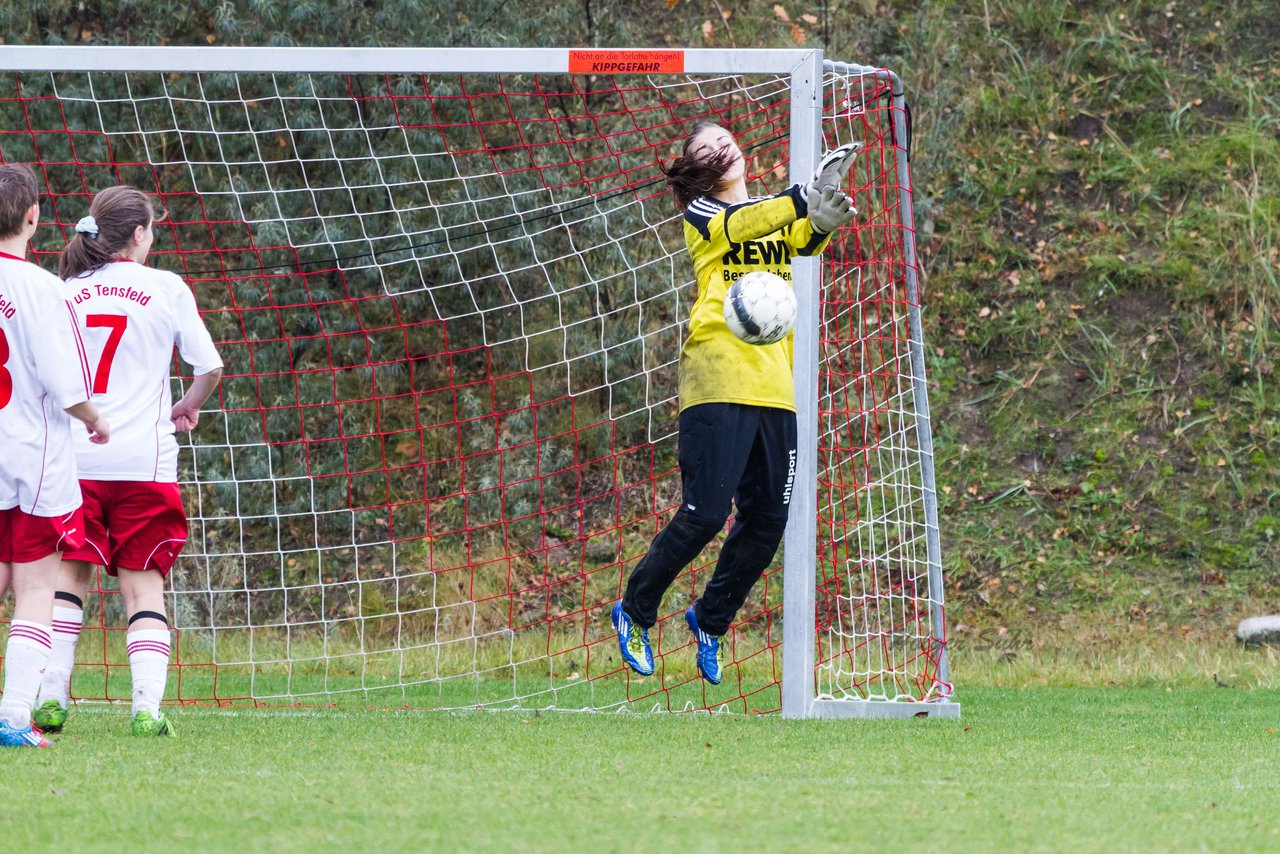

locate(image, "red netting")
[[0, 63, 945, 713], [815, 77, 949, 702]]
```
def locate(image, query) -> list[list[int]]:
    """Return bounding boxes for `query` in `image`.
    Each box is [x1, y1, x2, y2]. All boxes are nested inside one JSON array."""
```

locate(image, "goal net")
[[0, 48, 953, 716]]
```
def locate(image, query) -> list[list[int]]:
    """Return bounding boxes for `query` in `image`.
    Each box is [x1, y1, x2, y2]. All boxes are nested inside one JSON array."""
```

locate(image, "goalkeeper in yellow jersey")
[[611, 122, 858, 684]]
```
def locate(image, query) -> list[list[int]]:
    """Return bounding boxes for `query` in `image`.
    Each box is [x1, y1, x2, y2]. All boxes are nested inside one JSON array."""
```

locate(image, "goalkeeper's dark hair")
[[660, 122, 742, 212], [60, 185, 161, 280], [0, 163, 39, 240]]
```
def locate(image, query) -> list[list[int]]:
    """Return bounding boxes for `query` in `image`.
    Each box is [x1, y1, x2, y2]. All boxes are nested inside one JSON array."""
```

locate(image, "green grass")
[[48, 615, 1280, 712], [0, 7, 1277, 848], [955, 626, 1280, 690], [56, 620, 790, 712], [3, 686, 1278, 852]]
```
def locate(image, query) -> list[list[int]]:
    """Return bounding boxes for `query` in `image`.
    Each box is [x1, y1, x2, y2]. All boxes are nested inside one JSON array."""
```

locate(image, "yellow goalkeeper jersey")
[[678, 184, 832, 413]]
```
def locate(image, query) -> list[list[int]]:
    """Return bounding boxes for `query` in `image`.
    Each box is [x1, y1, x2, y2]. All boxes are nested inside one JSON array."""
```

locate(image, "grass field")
[[2, 684, 1277, 852]]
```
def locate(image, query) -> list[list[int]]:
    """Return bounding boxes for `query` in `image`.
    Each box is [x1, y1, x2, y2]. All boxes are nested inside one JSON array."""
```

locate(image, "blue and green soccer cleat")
[[611, 601, 655, 676], [32, 700, 69, 733], [685, 605, 725, 685], [131, 710, 176, 737], [0, 720, 51, 748]]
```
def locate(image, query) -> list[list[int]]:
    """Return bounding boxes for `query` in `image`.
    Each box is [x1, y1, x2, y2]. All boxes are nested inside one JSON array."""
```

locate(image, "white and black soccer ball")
[[723, 271, 797, 346]]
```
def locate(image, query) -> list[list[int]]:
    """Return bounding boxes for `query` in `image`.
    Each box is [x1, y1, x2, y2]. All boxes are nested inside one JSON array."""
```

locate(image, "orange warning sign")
[[568, 50, 685, 75]]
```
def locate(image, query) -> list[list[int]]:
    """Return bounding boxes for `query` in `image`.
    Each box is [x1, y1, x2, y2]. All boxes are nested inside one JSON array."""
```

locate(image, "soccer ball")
[[723, 271, 797, 346]]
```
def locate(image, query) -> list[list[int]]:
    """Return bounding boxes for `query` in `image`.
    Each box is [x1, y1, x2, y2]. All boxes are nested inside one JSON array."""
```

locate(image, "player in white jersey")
[[0, 164, 109, 749], [31, 185, 222, 738]]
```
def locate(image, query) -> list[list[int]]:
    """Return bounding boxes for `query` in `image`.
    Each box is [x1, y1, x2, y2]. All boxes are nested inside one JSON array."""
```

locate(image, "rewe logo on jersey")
[[721, 238, 794, 267]]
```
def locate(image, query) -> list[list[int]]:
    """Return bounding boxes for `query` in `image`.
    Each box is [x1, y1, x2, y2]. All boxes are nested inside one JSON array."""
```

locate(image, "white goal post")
[[0, 46, 957, 718]]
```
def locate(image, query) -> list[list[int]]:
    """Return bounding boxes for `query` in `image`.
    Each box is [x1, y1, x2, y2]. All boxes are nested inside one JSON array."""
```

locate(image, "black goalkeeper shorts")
[[676, 402, 798, 522]]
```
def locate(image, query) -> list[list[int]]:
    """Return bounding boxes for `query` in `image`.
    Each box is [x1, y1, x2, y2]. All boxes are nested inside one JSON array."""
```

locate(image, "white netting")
[[0, 57, 947, 713]]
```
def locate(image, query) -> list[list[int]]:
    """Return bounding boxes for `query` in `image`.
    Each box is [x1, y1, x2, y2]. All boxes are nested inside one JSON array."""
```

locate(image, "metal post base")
[[808, 698, 962, 719]]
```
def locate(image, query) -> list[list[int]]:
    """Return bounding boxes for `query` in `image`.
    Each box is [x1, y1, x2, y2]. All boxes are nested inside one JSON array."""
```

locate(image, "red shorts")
[[61, 481, 189, 577], [0, 506, 86, 564]]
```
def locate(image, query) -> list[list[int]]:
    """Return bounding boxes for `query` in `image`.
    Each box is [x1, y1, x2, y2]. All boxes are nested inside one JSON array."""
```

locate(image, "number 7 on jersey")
[[87, 314, 128, 394]]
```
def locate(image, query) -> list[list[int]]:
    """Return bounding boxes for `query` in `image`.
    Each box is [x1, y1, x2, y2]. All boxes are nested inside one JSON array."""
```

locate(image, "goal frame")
[[0, 45, 957, 720]]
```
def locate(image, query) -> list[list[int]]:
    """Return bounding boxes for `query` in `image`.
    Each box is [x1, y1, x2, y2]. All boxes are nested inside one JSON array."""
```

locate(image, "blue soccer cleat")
[[0, 720, 52, 748], [685, 605, 725, 685], [611, 601, 654, 676]]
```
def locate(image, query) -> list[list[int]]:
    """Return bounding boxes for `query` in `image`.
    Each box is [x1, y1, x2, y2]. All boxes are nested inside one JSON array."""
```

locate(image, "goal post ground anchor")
[[808, 698, 962, 720]]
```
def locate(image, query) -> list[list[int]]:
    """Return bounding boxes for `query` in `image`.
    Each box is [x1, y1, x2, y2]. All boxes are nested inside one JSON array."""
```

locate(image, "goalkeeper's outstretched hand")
[[806, 141, 863, 196], [808, 185, 856, 234]]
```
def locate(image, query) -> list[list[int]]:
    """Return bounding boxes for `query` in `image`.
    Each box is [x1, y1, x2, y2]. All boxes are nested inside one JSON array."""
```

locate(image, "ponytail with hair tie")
[[75, 215, 99, 238]]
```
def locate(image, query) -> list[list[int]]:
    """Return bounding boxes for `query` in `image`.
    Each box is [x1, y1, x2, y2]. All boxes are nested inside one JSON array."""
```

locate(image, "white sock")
[[126, 629, 171, 716], [0, 620, 53, 728], [36, 604, 83, 707]]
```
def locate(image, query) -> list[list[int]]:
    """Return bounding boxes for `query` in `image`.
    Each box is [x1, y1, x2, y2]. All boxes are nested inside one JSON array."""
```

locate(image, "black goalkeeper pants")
[[621, 402, 797, 636]]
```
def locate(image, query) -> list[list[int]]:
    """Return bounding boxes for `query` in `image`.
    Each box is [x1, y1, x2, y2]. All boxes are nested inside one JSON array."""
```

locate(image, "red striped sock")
[[38, 605, 84, 707], [1, 621, 52, 728], [127, 629, 171, 716]]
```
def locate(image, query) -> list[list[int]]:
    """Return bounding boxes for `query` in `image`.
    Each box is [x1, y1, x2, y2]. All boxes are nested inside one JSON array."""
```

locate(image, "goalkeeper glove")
[[808, 185, 856, 234], [806, 141, 863, 196]]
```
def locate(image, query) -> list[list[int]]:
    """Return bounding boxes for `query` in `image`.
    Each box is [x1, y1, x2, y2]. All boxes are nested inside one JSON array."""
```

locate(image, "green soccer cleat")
[[131, 710, 177, 737], [32, 700, 69, 733]]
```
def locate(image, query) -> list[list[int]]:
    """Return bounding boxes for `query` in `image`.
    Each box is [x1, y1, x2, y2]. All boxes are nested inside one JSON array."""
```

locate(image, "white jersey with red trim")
[[65, 260, 222, 483], [0, 251, 91, 516]]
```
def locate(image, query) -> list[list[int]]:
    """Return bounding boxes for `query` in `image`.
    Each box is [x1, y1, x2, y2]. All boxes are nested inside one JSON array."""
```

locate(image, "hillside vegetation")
[[886, 1, 1279, 650], [3, 0, 1276, 657]]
